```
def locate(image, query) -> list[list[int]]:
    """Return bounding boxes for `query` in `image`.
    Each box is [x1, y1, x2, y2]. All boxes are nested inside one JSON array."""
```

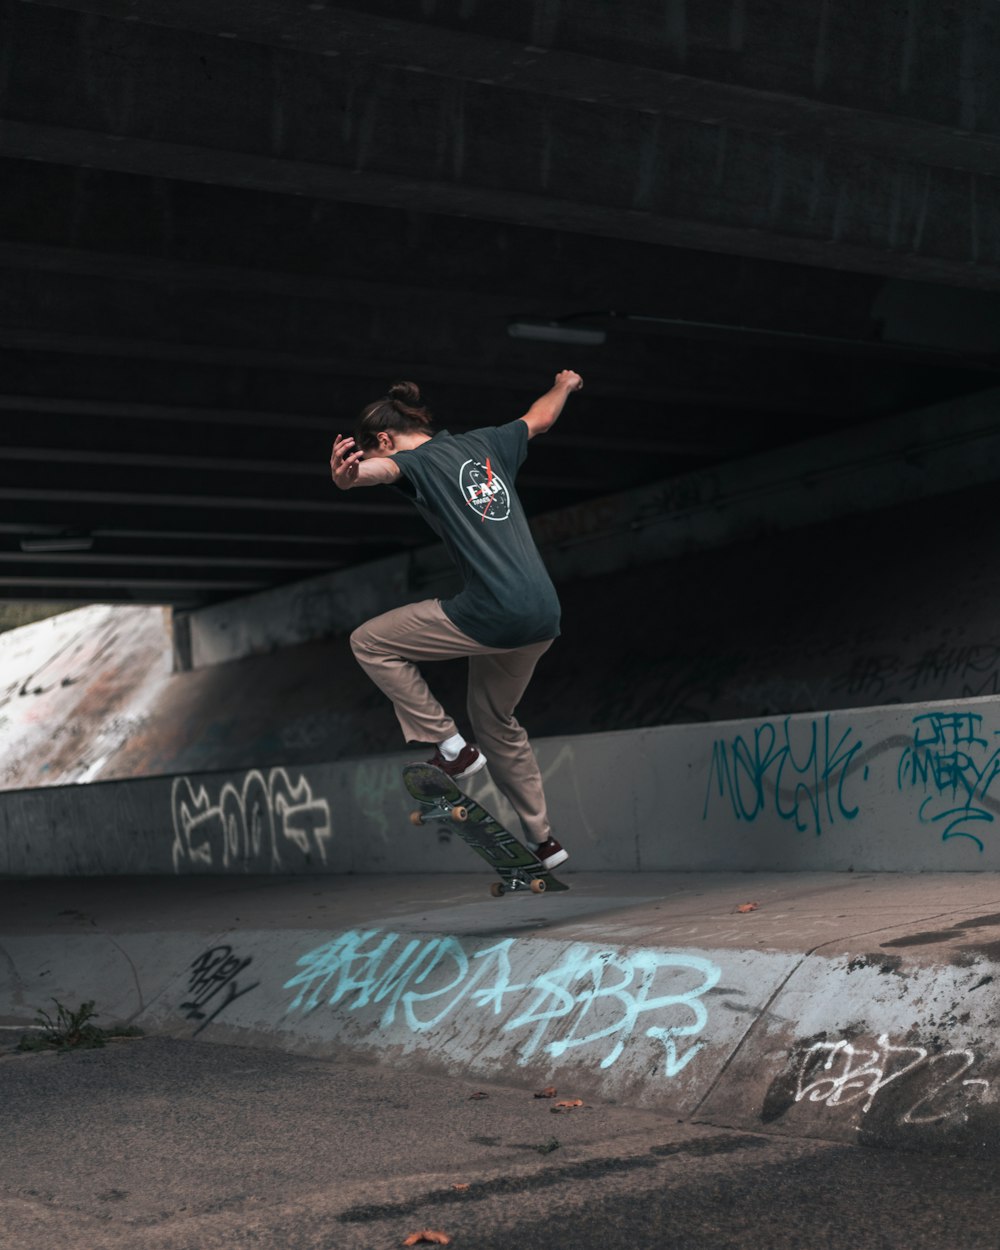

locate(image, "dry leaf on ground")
[[534, 1086, 558, 1099], [736, 902, 759, 913], [403, 1233, 451, 1246], [451, 1183, 470, 1191], [468, 1091, 489, 1100], [550, 1099, 586, 1112]]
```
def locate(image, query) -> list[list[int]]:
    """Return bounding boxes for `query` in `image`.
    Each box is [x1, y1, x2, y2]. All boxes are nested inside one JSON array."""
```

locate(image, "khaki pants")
[[350, 599, 553, 843]]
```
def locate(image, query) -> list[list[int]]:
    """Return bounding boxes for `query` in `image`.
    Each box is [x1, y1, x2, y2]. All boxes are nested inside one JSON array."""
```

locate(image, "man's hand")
[[330, 435, 401, 489], [330, 434, 362, 490], [555, 369, 583, 392]]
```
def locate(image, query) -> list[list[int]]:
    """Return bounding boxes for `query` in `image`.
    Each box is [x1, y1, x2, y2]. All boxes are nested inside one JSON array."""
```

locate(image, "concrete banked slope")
[[2, 873, 1000, 1158]]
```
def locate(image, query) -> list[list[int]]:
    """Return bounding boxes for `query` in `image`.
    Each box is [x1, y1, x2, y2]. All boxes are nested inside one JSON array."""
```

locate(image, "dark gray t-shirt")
[[393, 420, 561, 647]]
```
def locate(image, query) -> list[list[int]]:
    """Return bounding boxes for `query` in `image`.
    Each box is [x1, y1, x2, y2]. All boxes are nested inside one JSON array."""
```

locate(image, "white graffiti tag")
[[171, 768, 333, 871], [283, 929, 720, 1077], [793, 1032, 991, 1124]]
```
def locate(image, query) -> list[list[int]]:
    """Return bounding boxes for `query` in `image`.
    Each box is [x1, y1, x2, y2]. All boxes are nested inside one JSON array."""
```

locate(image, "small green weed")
[[533, 1137, 561, 1155], [17, 999, 143, 1053]]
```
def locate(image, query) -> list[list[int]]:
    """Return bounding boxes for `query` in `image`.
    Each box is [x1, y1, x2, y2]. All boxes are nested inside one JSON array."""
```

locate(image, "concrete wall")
[[5, 694, 1000, 876]]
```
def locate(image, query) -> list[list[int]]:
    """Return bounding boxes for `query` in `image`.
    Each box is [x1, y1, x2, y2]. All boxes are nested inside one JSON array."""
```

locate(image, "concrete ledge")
[[6, 694, 1000, 875]]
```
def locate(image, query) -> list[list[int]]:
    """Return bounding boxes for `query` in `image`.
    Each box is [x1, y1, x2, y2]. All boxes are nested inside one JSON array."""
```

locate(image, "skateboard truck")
[[409, 798, 468, 827], [488, 875, 547, 897]]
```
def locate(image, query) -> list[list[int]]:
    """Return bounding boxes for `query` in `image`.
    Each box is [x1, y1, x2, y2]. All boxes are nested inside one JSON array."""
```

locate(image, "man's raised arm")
[[519, 370, 583, 439]]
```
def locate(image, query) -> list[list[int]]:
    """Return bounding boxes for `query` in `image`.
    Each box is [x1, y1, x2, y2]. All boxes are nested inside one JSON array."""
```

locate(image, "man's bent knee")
[[350, 623, 375, 662]]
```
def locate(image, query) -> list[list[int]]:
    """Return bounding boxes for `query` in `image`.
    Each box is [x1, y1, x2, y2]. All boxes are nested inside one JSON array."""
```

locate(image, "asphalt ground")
[[2, 1035, 1000, 1250]]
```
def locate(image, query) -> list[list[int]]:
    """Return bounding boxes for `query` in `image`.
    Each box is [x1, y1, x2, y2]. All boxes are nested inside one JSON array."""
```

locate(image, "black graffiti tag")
[[0, 619, 120, 710], [180, 946, 260, 1036]]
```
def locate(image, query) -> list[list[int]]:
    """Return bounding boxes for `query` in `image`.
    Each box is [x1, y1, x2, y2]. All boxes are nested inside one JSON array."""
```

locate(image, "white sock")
[[439, 733, 467, 761]]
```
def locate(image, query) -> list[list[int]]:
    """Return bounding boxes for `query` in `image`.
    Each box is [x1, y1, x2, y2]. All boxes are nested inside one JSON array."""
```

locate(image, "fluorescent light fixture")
[[507, 320, 607, 346], [20, 534, 94, 553]]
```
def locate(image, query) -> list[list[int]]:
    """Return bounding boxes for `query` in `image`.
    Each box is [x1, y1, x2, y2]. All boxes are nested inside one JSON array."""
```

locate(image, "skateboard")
[[402, 763, 570, 897]]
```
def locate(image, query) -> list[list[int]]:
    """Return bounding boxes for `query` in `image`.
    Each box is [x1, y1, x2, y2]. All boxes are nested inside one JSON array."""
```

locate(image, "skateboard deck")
[[402, 763, 569, 897]]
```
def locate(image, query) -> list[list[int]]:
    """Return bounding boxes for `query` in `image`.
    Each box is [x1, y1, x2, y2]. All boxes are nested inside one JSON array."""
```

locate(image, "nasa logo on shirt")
[[459, 457, 511, 521]]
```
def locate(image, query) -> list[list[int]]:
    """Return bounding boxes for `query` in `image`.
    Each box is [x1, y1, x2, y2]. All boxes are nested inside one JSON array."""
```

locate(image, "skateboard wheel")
[[409, 810, 425, 826], [451, 806, 469, 823], [490, 882, 506, 898], [530, 878, 547, 894]]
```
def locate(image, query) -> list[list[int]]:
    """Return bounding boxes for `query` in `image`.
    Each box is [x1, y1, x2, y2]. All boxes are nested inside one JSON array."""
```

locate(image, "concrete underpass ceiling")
[[3, 0, 1000, 606]]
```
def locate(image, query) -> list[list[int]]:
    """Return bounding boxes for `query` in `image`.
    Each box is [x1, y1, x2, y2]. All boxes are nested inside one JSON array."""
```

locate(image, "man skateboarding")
[[330, 370, 583, 870]]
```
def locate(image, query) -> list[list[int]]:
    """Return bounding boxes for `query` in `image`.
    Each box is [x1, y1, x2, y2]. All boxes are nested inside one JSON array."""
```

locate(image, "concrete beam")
[[0, 486, 415, 564], [0, 550, 331, 572], [0, 343, 300, 414], [24, 0, 1000, 156], [4, 3, 1000, 286], [0, 469, 411, 513], [0, 444, 603, 495], [0, 394, 759, 459], [3, 119, 996, 291], [0, 238, 556, 318], [0, 519, 411, 551], [12, 160, 976, 366], [0, 504, 415, 555], [0, 158, 885, 334], [0, 317, 924, 422], [1, 242, 994, 375], [0, 583, 225, 604], [0, 322, 728, 410], [0, 572, 264, 592]]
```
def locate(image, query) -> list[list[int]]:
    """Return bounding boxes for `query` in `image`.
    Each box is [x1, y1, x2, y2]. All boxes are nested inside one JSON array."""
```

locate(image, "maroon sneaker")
[[532, 836, 568, 870], [427, 743, 488, 781]]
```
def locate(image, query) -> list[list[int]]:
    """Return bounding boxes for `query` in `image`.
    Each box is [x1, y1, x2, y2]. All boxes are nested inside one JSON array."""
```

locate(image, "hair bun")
[[388, 380, 421, 405]]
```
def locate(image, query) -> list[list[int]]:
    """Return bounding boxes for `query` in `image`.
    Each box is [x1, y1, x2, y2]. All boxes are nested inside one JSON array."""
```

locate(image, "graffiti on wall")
[[171, 767, 333, 871], [701, 706, 1000, 854], [833, 644, 1000, 703], [0, 617, 120, 711], [283, 929, 720, 1077], [897, 711, 1000, 851], [786, 1032, 991, 1127], [180, 945, 260, 1036], [702, 714, 866, 835]]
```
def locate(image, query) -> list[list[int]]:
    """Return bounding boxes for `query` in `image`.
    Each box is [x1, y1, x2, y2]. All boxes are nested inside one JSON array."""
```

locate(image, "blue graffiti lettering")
[[703, 715, 864, 835], [897, 712, 1000, 851], [283, 931, 719, 1077], [507, 947, 717, 1074]]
